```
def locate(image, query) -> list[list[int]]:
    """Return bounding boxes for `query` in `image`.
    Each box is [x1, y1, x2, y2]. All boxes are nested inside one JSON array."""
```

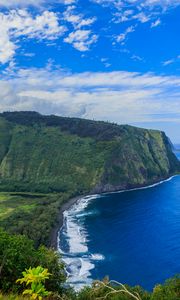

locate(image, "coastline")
[[50, 174, 178, 250], [50, 194, 87, 249]]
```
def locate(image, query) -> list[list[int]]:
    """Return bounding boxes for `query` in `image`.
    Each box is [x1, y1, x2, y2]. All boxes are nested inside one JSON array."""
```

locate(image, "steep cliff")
[[0, 111, 179, 194]]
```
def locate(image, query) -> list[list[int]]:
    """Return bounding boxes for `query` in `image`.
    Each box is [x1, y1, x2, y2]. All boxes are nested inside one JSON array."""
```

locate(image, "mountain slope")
[[0, 111, 179, 194]]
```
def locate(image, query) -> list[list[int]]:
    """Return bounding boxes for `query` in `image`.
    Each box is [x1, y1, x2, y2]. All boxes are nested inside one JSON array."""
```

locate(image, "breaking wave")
[[58, 175, 177, 291], [58, 195, 105, 291]]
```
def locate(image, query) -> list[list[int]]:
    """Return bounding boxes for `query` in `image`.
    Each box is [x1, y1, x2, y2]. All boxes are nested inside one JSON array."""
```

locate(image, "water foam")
[[58, 194, 105, 291], [104, 175, 176, 196], [58, 175, 175, 290]]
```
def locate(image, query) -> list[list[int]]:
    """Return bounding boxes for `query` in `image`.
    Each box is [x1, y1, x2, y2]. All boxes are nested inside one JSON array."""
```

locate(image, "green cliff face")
[[0, 111, 179, 194]]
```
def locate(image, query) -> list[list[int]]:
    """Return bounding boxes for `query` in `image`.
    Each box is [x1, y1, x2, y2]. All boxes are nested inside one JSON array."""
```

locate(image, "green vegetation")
[[0, 275, 180, 299], [0, 229, 65, 294], [76, 277, 180, 300], [17, 266, 51, 300], [0, 216, 179, 300], [0, 192, 72, 247], [0, 112, 179, 195], [0, 112, 179, 246], [0, 112, 179, 299]]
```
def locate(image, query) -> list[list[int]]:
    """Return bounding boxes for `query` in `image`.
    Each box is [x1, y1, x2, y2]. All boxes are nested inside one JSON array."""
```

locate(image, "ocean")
[[58, 150, 180, 291]]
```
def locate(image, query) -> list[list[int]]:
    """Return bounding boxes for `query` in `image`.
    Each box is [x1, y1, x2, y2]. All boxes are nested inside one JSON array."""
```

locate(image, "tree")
[[0, 229, 65, 293]]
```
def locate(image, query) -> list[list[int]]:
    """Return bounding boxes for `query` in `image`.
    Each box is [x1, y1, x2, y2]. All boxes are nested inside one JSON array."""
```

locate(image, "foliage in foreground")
[[17, 266, 51, 300], [77, 276, 180, 300], [0, 276, 180, 300], [0, 229, 65, 293], [0, 230, 179, 299]]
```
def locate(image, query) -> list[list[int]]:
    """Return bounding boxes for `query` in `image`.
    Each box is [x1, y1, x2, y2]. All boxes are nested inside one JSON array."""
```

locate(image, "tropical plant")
[[16, 266, 51, 300]]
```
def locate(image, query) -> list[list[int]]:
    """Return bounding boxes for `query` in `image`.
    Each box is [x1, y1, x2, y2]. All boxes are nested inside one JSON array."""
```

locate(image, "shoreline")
[[50, 174, 178, 250], [50, 194, 87, 249]]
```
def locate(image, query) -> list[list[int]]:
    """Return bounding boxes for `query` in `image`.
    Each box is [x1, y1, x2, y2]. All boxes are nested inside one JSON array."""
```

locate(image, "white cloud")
[[24, 52, 35, 57], [0, 0, 45, 7], [116, 26, 135, 44], [0, 30, 16, 64], [63, 6, 96, 29], [0, 10, 66, 64], [0, 67, 180, 127], [162, 59, 174, 66], [162, 55, 180, 66], [64, 0, 77, 5], [64, 29, 98, 51], [131, 55, 144, 61], [151, 18, 161, 27], [113, 10, 151, 24], [0, 0, 77, 7], [93, 0, 180, 10], [91, 0, 180, 47], [0, 2, 97, 63], [100, 57, 111, 67], [133, 12, 150, 23], [142, 0, 180, 9], [62, 4, 97, 51], [93, 0, 180, 26]]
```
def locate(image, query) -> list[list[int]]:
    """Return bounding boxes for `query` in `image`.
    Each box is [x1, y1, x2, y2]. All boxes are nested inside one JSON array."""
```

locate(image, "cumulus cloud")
[[0, 0, 179, 60], [0, 10, 66, 64], [64, 29, 98, 51], [0, 2, 98, 63], [62, 5, 97, 50]]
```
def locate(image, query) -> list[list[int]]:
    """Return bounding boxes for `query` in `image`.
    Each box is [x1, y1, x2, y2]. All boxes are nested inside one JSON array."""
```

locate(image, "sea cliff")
[[0, 111, 179, 194]]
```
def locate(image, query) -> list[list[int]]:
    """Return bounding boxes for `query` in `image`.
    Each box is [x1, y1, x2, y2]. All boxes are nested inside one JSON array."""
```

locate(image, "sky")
[[0, 0, 179, 142]]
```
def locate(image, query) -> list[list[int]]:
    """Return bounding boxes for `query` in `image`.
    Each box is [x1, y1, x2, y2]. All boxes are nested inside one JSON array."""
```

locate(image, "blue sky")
[[0, 0, 179, 142]]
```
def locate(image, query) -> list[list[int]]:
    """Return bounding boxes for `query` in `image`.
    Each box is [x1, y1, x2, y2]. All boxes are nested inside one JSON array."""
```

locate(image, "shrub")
[[0, 229, 65, 293]]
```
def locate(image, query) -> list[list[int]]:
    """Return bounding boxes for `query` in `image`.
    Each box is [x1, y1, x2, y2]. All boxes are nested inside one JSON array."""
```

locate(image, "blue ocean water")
[[59, 176, 180, 290], [174, 149, 180, 160], [59, 153, 180, 291]]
